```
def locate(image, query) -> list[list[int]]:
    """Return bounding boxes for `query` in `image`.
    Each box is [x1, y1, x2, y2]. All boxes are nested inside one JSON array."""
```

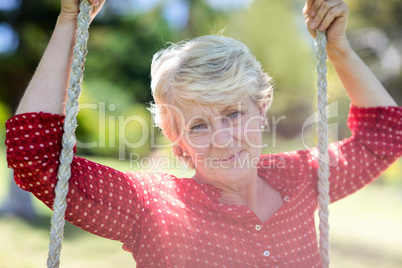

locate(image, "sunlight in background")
[[0, 0, 255, 50], [0, 23, 18, 53], [0, 0, 20, 54], [0, 0, 21, 11], [130, 0, 254, 28], [163, 0, 189, 29], [205, 0, 254, 10], [131, 0, 253, 11]]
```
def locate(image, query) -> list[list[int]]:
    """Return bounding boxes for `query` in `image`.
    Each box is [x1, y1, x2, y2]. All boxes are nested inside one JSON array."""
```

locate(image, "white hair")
[[149, 35, 274, 144]]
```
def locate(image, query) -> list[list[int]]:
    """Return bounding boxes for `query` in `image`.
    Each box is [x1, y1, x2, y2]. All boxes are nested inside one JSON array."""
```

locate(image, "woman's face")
[[177, 96, 265, 187]]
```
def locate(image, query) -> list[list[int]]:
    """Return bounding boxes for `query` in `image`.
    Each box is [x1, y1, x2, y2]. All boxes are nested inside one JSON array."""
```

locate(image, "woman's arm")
[[6, 112, 146, 245], [328, 47, 397, 107], [16, 18, 76, 115], [16, 0, 104, 115], [304, 0, 398, 108]]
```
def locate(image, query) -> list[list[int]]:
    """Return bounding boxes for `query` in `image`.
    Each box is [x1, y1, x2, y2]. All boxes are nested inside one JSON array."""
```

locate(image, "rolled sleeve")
[[347, 105, 401, 157]]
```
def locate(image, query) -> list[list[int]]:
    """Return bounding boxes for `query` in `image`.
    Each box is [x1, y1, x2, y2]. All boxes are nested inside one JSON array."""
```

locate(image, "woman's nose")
[[210, 126, 233, 148]]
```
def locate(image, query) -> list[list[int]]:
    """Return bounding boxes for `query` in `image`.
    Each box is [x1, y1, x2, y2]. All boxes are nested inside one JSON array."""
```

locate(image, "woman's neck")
[[194, 172, 283, 222]]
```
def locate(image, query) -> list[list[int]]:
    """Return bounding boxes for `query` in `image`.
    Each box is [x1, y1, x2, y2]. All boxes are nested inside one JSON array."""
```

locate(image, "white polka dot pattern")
[[5, 106, 401, 267]]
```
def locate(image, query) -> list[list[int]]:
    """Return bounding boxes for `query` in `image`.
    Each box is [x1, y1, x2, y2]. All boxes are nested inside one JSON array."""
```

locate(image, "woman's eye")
[[191, 124, 208, 131], [227, 111, 239, 119]]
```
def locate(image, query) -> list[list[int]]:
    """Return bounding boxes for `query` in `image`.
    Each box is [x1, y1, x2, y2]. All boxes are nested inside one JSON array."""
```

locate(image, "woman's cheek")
[[241, 120, 263, 149]]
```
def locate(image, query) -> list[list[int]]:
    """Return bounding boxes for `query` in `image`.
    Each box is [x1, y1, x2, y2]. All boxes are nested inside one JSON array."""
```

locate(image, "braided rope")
[[315, 30, 330, 268], [47, 1, 92, 267]]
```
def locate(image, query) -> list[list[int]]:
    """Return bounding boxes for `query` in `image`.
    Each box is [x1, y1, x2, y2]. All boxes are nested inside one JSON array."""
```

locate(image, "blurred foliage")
[[225, 0, 318, 140], [348, 0, 402, 36], [0, 101, 11, 145], [75, 8, 181, 158], [347, 0, 402, 105]]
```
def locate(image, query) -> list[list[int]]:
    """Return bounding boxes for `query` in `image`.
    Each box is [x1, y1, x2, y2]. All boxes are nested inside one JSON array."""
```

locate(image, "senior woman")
[[5, 0, 401, 267]]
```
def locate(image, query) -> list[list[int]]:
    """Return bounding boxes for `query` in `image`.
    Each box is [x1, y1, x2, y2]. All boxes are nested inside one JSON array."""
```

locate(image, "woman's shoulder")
[[259, 149, 315, 170], [124, 171, 220, 203], [258, 150, 317, 191]]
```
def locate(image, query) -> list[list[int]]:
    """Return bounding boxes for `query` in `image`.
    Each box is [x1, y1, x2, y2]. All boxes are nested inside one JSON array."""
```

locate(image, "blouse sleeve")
[[5, 112, 146, 244], [259, 105, 401, 204], [323, 104, 401, 202]]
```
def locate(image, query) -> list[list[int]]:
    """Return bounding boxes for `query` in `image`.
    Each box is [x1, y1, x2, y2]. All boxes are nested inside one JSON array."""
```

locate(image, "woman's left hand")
[[303, 0, 351, 57]]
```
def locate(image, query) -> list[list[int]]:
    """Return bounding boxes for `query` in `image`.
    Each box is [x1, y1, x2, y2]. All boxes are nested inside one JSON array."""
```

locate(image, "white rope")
[[47, 1, 92, 267], [315, 30, 330, 268]]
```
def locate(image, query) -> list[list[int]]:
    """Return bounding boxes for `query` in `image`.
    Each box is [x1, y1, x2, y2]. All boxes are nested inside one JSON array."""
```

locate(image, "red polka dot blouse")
[[5, 105, 402, 267]]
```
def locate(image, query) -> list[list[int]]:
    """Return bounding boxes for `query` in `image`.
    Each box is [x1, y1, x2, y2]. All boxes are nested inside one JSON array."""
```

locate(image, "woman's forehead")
[[194, 97, 247, 110], [177, 96, 256, 122]]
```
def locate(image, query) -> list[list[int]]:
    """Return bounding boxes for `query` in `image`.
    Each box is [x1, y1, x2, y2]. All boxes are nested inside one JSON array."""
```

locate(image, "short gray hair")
[[150, 35, 274, 142]]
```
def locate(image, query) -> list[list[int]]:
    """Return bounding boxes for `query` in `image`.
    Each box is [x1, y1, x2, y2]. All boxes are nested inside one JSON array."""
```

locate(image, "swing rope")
[[47, 1, 92, 267], [315, 30, 330, 268], [47, 2, 330, 267]]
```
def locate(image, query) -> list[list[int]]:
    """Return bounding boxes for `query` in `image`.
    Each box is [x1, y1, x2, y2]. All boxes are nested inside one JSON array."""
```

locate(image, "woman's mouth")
[[219, 150, 244, 163]]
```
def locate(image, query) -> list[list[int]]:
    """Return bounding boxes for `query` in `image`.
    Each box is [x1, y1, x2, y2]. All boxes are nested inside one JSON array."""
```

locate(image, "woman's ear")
[[172, 145, 184, 157], [259, 103, 266, 117], [172, 144, 195, 169]]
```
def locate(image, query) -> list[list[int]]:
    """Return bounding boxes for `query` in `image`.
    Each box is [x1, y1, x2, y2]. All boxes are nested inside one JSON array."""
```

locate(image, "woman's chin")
[[194, 150, 261, 183]]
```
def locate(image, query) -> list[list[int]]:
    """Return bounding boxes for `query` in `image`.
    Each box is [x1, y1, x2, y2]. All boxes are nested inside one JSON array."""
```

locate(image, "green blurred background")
[[0, 0, 401, 267]]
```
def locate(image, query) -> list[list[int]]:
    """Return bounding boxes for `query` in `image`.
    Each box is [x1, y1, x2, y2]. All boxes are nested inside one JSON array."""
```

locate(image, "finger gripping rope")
[[315, 30, 330, 268], [47, 1, 92, 267]]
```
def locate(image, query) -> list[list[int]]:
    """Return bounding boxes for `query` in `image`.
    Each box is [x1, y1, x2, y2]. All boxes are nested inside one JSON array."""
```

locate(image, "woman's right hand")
[[59, 0, 105, 23]]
